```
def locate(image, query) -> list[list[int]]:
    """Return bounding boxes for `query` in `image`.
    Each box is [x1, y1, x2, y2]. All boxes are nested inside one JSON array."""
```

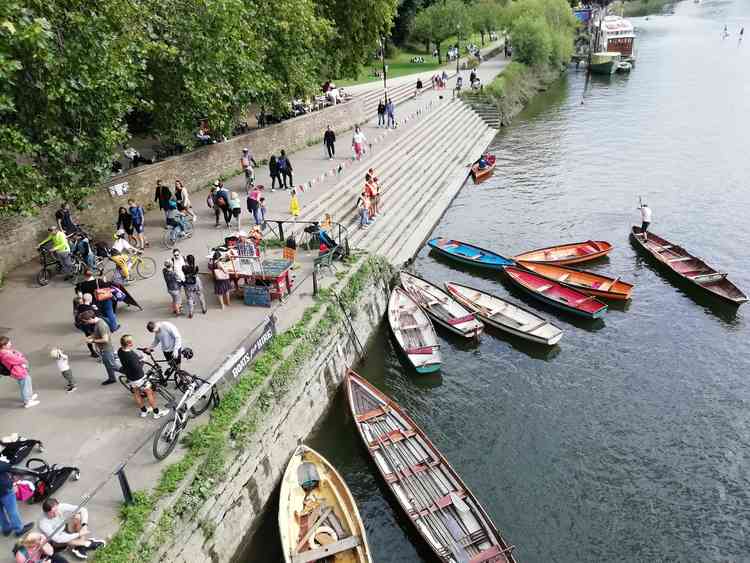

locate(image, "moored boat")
[[427, 237, 514, 270], [514, 240, 613, 265], [630, 226, 747, 306], [445, 281, 563, 345], [279, 445, 372, 563], [504, 266, 608, 319], [517, 261, 633, 301], [388, 288, 442, 373], [345, 370, 517, 563], [471, 154, 496, 183], [400, 271, 484, 338], [589, 52, 620, 75]]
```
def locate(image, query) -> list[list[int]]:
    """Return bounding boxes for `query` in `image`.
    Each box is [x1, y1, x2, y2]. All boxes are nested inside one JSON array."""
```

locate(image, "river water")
[[244, 1, 750, 561]]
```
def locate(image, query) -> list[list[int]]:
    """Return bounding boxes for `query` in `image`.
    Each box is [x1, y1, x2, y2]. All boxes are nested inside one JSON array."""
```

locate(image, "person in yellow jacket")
[[39, 226, 73, 278], [289, 189, 300, 218]]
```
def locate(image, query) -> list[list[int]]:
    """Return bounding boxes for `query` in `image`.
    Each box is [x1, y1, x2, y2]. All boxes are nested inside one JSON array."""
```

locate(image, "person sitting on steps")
[[38, 498, 106, 560]]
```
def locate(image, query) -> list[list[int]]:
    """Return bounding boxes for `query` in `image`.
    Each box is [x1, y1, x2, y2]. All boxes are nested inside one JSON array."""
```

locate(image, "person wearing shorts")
[[117, 335, 169, 419]]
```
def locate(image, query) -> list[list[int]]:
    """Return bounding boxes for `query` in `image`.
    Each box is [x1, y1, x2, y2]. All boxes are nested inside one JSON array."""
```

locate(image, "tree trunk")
[[436, 40, 442, 64], [480, 31, 485, 46]]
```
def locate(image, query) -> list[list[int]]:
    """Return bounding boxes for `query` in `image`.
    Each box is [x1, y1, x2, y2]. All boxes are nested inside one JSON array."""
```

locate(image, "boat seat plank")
[[294, 506, 333, 553], [356, 405, 389, 423], [667, 257, 693, 263], [399, 322, 428, 330], [689, 272, 726, 280], [405, 346, 437, 355], [520, 320, 547, 333], [655, 245, 673, 252], [558, 273, 570, 282], [292, 535, 361, 563], [368, 429, 416, 448], [536, 284, 554, 293], [599, 276, 620, 292], [446, 314, 476, 326], [413, 490, 467, 517], [469, 544, 516, 563], [384, 460, 439, 483]]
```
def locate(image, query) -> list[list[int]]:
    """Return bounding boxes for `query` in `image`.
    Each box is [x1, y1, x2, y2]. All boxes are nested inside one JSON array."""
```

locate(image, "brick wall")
[[0, 99, 367, 279]]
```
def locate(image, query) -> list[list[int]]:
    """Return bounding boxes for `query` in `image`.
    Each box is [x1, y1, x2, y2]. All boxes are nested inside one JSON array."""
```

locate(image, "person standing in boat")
[[638, 202, 652, 240]]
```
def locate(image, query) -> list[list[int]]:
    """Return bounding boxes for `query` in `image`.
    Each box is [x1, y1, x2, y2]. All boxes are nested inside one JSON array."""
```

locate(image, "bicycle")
[[152, 376, 218, 460], [36, 247, 103, 286], [101, 250, 157, 282], [133, 347, 195, 390], [162, 217, 194, 249]]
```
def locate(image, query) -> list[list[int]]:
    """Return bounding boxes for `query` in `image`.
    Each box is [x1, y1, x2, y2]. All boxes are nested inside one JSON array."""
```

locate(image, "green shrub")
[[511, 15, 551, 67]]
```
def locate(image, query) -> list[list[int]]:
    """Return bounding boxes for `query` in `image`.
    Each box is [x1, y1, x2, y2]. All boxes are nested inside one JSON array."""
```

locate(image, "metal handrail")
[[264, 218, 350, 258]]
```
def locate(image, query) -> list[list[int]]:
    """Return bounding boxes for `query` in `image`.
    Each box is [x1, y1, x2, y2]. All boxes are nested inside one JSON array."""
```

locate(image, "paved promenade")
[[0, 48, 509, 551]]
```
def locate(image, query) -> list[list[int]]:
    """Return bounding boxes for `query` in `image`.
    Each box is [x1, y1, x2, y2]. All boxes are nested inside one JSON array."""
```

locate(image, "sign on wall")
[[108, 181, 129, 197]]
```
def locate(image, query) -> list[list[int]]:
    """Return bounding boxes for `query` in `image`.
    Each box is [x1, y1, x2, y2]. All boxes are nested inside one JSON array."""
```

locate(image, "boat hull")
[[388, 287, 442, 374], [517, 260, 633, 301], [590, 60, 616, 75], [471, 154, 496, 183], [427, 237, 514, 271], [629, 227, 747, 306], [514, 240, 613, 265]]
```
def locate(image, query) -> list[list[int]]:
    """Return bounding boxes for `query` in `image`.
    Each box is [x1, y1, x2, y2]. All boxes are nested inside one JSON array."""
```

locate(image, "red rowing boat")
[[514, 240, 613, 265], [471, 154, 496, 184]]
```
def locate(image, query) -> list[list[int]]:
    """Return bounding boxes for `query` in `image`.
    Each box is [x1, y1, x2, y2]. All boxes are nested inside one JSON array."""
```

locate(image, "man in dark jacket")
[[277, 150, 293, 189], [323, 126, 336, 160], [154, 179, 172, 224], [0, 459, 33, 537]]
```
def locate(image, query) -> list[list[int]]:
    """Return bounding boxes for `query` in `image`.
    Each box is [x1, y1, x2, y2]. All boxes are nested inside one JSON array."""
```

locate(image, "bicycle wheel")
[[163, 229, 176, 249], [152, 415, 183, 460], [189, 387, 214, 418], [36, 268, 50, 286], [135, 256, 157, 279]]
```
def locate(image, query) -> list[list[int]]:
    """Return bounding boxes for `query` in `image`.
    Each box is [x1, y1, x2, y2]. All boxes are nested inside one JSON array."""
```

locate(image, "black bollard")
[[116, 465, 134, 505]]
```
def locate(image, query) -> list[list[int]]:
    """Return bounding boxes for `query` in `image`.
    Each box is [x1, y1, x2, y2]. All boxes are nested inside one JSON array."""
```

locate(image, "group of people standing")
[[376, 99, 396, 129], [356, 168, 382, 229], [162, 249, 207, 318]]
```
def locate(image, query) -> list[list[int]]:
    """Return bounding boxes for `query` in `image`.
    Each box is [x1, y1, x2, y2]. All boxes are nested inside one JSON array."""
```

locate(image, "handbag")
[[213, 265, 229, 280], [94, 278, 112, 302]]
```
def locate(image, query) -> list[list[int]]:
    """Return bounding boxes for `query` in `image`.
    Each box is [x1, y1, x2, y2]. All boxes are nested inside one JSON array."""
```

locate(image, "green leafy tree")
[[505, 0, 576, 67], [414, 0, 470, 63], [470, 0, 505, 46], [0, 1, 143, 214], [316, 0, 399, 78], [391, 0, 423, 46], [510, 15, 551, 66]]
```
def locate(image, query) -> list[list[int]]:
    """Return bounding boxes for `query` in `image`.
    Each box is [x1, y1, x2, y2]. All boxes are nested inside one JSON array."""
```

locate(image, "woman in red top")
[[364, 174, 378, 219], [0, 337, 38, 408]]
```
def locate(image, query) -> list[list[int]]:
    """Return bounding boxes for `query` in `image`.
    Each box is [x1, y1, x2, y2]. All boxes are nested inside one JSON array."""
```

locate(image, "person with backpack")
[[0, 337, 39, 408], [154, 179, 172, 225], [214, 182, 231, 228], [277, 150, 293, 189]]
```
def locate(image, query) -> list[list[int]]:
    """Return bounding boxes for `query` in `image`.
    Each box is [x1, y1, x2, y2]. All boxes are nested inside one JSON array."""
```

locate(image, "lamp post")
[[456, 23, 461, 75], [380, 35, 388, 98]]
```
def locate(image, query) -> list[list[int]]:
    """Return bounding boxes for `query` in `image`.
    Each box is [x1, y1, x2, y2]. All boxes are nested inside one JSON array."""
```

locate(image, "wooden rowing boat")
[[346, 370, 517, 563], [503, 265, 608, 319], [279, 445, 372, 563], [427, 238, 514, 271], [517, 261, 633, 301], [471, 154, 496, 184], [514, 240, 613, 265], [630, 226, 748, 306], [388, 288, 442, 373], [445, 282, 563, 346], [399, 271, 484, 338]]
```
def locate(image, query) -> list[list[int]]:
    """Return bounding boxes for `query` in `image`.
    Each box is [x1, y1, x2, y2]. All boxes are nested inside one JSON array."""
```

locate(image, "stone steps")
[[291, 99, 466, 234], [461, 95, 502, 129]]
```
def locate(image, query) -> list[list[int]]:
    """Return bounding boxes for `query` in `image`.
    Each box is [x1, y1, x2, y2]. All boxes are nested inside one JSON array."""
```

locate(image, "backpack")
[[216, 195, 227, 207], [277, 157, 287, 171], [0, 362, 9, 376]]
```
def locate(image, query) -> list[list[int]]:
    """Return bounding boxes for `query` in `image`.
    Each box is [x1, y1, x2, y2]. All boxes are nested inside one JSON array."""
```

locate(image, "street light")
[[456, 23, 461, 75], [380, 35, 388, 98]]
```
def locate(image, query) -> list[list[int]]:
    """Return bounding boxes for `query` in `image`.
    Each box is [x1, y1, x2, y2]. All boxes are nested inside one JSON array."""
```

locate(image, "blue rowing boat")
[[427, 238, 514, 270]]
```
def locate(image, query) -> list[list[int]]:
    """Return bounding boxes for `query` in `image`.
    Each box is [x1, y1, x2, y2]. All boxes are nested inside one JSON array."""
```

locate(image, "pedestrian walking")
[[76, 271, 119, 331], [259, 197, 267, 229], [0, 337, 39, 408], [55, 202, 77, 235], [154, 179, 172, 224], [116, 207, 134, 245], [415, 77, 423, 96], [162, 261, 182, 316], [211, 252, 232, 309], [49, 347, 77, 393], [73, 295, 100, 358], [182, 254, 207, 319], [83, 314, 118, 385], [352, 126, 367, 160], [377, 99, 386, 128], [229, 191, 242, 230], [128, 199, 147, 249], [175, 179, 197, 222], [214, 182, 231, 228], [269, 155, 283, 191], [324, 125, 336, 159], [278, 150, 293, 189], [240, 148, 257, 187], [289, 189, 300, 218], [118, 335, 170, 419], [247, 186, 264, 226], [386, 99, 395, 129]]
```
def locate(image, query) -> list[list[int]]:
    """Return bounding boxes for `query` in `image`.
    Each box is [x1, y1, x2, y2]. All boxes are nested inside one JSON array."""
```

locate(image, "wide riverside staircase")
[[460, 93, 502, 129], [290, 97, 497, 266], [355, 74, 451, 119]]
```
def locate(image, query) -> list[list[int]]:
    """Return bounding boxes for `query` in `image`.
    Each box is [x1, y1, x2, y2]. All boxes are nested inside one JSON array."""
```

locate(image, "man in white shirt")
[[639, 203, 652, 240], [112, 230, 137, 255], [146, 320, 183, 367], [39, 498, 105, 559]]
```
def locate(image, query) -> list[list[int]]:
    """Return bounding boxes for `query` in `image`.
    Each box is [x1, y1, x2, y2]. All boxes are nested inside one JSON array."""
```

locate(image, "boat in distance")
[[630, 226, 747, 306], [445, 281, 563, 345], [504, 265, 608, 319], [400, 271, 484, 338], [346, 370, 517, 563], [514, 240, 613, 265], [517, 261, 633, 301], [427, 237, 514, 270], [471, 154, 496, 183], [388, 287, 442, 373], [279, 445, 372, 563]]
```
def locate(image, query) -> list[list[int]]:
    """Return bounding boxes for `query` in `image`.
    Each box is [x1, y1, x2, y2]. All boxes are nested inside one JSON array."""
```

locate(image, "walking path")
[[0, 49, 509, 550]]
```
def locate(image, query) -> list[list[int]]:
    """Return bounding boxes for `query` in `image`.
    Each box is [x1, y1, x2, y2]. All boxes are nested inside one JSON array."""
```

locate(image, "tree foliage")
[[470, 0, 506, 46], [413, 0, 471, 63], [506, 0, 577, 67]]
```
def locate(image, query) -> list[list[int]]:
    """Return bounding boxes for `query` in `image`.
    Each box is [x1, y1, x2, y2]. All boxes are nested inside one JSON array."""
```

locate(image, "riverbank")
[[612, 0, 674, 17]]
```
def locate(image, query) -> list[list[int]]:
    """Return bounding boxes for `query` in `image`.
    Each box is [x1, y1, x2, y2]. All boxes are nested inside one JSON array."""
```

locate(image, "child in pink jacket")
[[0, 336, 39, 408]]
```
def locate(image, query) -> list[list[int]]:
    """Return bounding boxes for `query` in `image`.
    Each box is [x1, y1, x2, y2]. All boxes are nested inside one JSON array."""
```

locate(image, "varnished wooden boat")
[[445, 281, 563, 345], [346, 370, 517, 563], [630, 226, 747, 306], [388, 288, 442, 373], [279, 445, 372, 563], [504, 265, 608, 319], [514, 240, 613, 265], [399, 271, 484, 338], [427, 237, 514, 271], [517, 261, 633, 301], [471, 154, 496, 183]]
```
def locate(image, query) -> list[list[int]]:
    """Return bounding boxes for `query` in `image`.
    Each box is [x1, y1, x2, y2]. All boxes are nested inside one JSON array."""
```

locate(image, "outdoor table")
[[220, 258, 293, 301]]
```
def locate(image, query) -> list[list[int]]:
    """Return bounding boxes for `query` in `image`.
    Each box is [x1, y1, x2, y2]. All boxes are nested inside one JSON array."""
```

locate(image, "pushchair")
[[319, 229, 346, 260], [3, 436, 80, 503], [0, 437, 44, 465]]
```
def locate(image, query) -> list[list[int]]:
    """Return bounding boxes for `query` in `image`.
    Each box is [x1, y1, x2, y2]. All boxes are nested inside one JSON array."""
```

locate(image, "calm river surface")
[[245, 1, 750, 561]]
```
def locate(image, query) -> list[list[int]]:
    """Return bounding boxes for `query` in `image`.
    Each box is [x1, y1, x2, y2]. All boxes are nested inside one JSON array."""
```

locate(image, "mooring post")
[[312, 268, 319, 296], [115, 464, 134, 505], [276, 220, 285, 242]]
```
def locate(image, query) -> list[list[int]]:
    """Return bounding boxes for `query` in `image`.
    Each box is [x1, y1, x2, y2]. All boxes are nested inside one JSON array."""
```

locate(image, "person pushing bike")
[[145, 320, 182, 368]]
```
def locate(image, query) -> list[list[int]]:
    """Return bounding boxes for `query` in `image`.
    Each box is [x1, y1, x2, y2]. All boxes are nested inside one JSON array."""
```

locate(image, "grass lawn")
[[337, 33, 488, 87]]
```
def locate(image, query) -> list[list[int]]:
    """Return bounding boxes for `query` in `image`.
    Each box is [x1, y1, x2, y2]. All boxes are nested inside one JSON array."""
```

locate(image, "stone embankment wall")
[[0, 99, 367, 279], [149, 269, 390, 562]]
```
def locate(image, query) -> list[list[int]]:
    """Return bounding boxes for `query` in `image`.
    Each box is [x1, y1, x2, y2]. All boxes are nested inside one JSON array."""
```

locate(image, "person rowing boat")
[[637, 199, 652, 241], [475, 154, 490, 170]]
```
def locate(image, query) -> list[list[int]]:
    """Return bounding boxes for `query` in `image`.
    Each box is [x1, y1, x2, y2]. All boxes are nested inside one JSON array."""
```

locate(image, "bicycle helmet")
[[181, 347, 194, 360]]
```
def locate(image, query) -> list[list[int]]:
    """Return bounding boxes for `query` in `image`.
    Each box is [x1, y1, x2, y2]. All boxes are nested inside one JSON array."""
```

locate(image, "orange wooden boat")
[[514, 240, 613, 265], [471, 154, 496, 183], [517, 261, 633, 301]]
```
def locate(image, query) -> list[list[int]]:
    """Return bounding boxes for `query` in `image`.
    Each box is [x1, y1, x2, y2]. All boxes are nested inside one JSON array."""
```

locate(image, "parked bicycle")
[[101, 249, 157, 282], [152, 376, 218, 460], [162, 216, 194, 248], [131, 347, 195, 390], [36, 246, 103, 287]]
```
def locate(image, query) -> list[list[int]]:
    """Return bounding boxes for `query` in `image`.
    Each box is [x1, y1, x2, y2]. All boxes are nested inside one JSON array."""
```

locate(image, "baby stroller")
[[13, 458, 81, 504], [0, 437, 44, 465], [319, 229, 346, 260]]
